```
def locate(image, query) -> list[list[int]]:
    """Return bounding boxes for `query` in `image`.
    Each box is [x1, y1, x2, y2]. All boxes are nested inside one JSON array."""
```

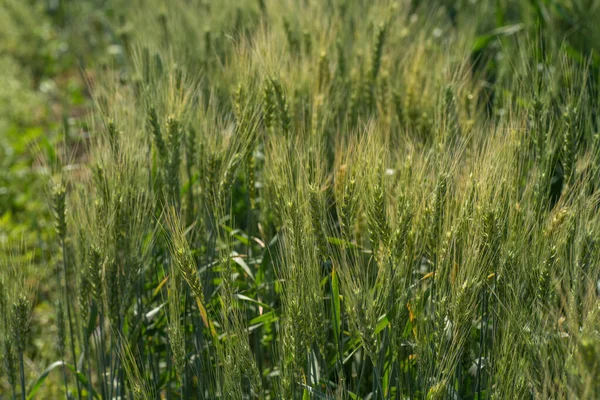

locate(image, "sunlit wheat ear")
[[164, 208, 212, 334], [442, 85, 461, 145], [87, 245, 103, 304], [2, 337, 17, 390], [104, 258, 121, 326], [52, 183, 67, 241], [77, 265, 90, 327], [246, 152, 256, 210], [367, 171, 390, 256], [334, 164, 355, 241], [118, 334, 154, 400], [204, 152, 220, 208], [283, 17, 300, 55], [166, 272, 185, 384], [148, 106, 167, 163], [378, 70, 390, 117], [429, 174, 448, 252], [303, 30, 312, 56], [262, 79, 275, 132], [270, 77, 291, 135], [391, 193, 413, 264], [106, 118, 120, 155], [308, 184, 328, 261], [233, 83, 246, 125], [219, 152, 242, 203], [166, 115, 182, 202], [185, 126, 197, 175], [11, 295, 31, 398], [0, 279, 17, 391], [369, 22, 387, 82], [0, 279, 6, 323], [55, 300, 66, 357], [317, 50, 330, 92], [562, 106, 576, 188]]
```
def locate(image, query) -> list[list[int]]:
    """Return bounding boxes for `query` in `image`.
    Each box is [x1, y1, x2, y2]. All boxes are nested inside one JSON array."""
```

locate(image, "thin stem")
[[98, 310, 108, 400], [357, 349, 368, 395], [61, 355, 70, 399], [61, 239, 82, 399], [18, 351, 25, 400], [85, 341, 93, 400], [475, 286, 486, 395]]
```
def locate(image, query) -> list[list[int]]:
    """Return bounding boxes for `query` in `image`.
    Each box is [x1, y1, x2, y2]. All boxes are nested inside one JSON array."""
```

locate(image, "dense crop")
[[2, 0, 600, 399]]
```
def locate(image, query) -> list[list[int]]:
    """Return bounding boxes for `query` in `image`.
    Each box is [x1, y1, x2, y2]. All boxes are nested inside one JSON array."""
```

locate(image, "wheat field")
[[2, 0, 600, 399]]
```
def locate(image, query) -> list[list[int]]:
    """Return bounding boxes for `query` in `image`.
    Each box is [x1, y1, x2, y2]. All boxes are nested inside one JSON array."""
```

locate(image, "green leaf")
[[302, 387, 311, 400], [249, 310, 278, 328], [490, 23, 524, 36], [298, 383, 331, 399], [232, 251, 254, 281], [472, 23, 524, 52], [331, 267, 341, 350], [220, 224, 250, 245], [235, 293, 271, 309], [38, 135, 57, 167], [152, 274, 170, 298], [327, 236, 362, 250], [375, 314, 390, 335], [342, 335, 362, 365], [84, 302, 98, 341], [27, 361, 63, 399], [472, 34, 494, 52], [27, 361, 99, 399]]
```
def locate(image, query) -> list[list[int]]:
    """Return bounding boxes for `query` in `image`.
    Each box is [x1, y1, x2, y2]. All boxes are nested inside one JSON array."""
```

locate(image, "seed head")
[[56, 301, 66, 356], [309, 184, 328, 261], [234, 83, 246, 129], [370, 22, 387, 82], [563, 106, 576, 186], [270, 78, 291, 135], [368, 177, 389, 252], [0, 279, 7, 321], [303, 30, 312, 56], [87, 245, 103, 303], [148, 106, 167, 162], [263, 80, 275, 131], [107, 118, 120, 154], [246, 154, 256, 209], [2, 338, 17, 387], [166, 115, 182, 201], [317, 51, 330, 91], [336, 39, 346, 78], [219, 153, 242, 201], [11, 295, 31, 353], [52, 183, 67, 240], [340, 177, 357, 240]]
